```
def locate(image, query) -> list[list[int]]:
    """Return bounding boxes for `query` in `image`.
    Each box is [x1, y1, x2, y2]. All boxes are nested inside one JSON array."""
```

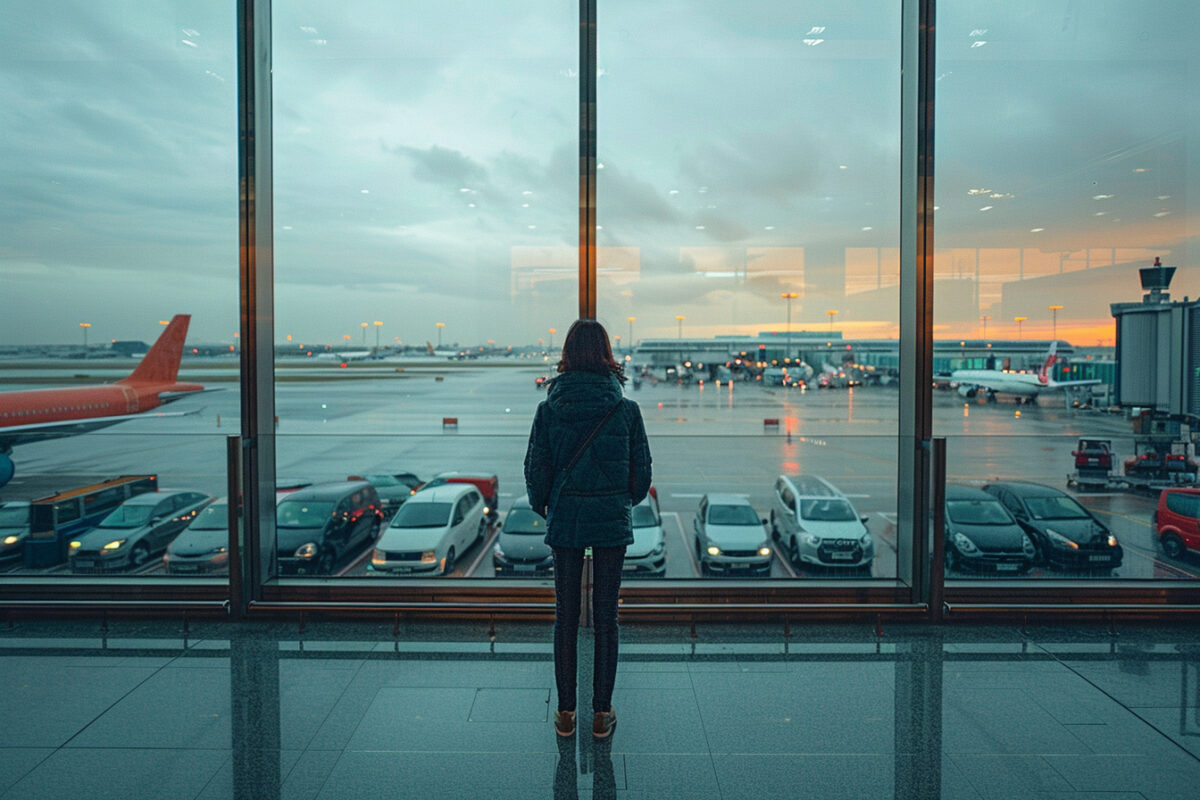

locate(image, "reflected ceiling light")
[[527, 224, 537, 229], [970, 28, 988, 36], [695, 225, 706, 230], [933, 205, 940, 210], [467, 203, 476, 208], [861, 226, 873, 231], [522, 190, 533, 195], [668, 189, 679, 195], [597, 225, 603, 230], [978, 205, 993, 211], [182, 28, 200, 37], [803, 39, 824, 46], [300, 26, 318, 34], [459, 187, 471, 192], [698, 187, 709, 193], [597, 162, 605, 169], [1158, 195, 1171, 200], [764, 226, 775, 230], [282, 225, 293, 231], [1133, 167, 1148, 173], [839, 165, 848, 170], [1154, 211, 1171, 217], [1092, 194, 1114, 200], [360, 189, 370, 194], [970, 41, 987, 48], [1030, 227, 1045, 232], [1094, 211, 1107, 216], [521, 203, 529, 208], [181, 39, 198, 48], [967, 188, 991, 195], [989, 192, 1013, 199], [805, 26, 826, 34]]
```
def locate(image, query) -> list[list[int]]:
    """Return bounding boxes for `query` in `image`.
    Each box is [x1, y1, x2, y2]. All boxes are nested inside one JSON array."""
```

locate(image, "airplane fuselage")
[[0, 382, 201, 428], [950, 369, 1049, 397]]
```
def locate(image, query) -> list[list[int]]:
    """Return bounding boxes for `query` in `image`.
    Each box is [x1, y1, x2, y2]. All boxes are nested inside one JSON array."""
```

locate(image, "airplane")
[[950, 341, 1100, 403], [0, 315, 209, 488]]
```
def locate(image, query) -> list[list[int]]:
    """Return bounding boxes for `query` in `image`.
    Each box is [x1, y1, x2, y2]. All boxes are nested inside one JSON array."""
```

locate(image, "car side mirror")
[[860, 515, 870, 525], [693, 517, 700, 531], [150, 516, 164, 525], [761, 518, 769, 526]]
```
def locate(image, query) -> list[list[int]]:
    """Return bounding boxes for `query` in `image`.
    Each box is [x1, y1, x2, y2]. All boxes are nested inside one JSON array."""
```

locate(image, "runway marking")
[[877, 512, 898, 525], [463, 524, 500, 577], [1085, 508, 1152, 528], [671, 493, 704, 498], [843, 493, 870, 498], [663, 511, 701, 577]]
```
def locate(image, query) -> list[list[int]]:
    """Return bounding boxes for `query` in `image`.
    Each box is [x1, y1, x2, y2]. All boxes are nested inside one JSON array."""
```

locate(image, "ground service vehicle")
[[20, 475, 158, 567], [1155, 488, 1200, 560], [1070, 439, 1114, 488]]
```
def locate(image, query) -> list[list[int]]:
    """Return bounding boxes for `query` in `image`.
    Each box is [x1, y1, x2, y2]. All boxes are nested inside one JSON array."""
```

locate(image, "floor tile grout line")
[[1031, 639, 1200, 768], [688, 662, 725, 800], [0, 749, 57, 800]]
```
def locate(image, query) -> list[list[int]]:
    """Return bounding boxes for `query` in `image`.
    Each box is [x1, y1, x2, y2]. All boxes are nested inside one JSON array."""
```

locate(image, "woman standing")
[[524, 319, 653, 738]]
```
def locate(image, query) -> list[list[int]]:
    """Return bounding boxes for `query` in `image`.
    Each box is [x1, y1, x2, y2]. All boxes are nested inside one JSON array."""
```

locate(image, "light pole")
[[79, 322, 91, 350], [360, 321, 368, 345], [675, 315, 685, 339], [781, 292, 799, 361], [548, 328, 556, 351], [373, 321, 382, 349], [980, 315, 991, 340], [1014, 316, 1027, 340], [626, 317, 636, 352], [826, 309, 839, 334], [1048, 305, 1063, 342], [435, 322, 445, 348]]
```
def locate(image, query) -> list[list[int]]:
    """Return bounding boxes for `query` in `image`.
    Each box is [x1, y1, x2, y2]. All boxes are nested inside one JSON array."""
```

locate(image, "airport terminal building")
[[2, 3, 1200, 798]]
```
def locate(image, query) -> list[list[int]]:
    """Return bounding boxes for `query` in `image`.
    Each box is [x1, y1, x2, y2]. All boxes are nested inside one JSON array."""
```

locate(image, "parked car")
[[349, 472, 423, 518], [983, 481, 1122, 570], [371, 483, 487, 576], [694, 493, 772, 576], [413, 472, 500, 524], [943, 484, 1035, 574], [276, 481, 383, 575], [163, 498, 234, 575], [1155, 487, 1200, 560], [492, 496, 554, 576], [770, 475, 873, 571], [0, 501, 31, 564], [69, 490, 213, 573], [625, 489, 666, 577]]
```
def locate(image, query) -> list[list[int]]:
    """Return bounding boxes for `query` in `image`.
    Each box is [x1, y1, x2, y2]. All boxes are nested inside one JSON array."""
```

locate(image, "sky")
[[1, 0, 1197, 348]]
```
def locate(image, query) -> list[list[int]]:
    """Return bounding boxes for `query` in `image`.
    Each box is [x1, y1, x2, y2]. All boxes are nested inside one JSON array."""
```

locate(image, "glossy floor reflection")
[[0, 619, 1198, 799]]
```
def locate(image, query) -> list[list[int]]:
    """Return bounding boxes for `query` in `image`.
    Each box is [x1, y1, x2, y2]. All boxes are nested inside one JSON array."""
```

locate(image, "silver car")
[[624, 490, 666, 577], [694, 493, 772, 577], [770, 475, 874, 571]]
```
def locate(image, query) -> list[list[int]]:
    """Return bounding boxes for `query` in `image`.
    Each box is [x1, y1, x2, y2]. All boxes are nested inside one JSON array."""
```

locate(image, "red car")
[[1155, 488, 1200, 559]]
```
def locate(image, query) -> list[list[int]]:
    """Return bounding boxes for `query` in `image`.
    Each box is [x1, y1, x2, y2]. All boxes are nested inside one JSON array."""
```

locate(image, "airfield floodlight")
[[435, 322, 445, 348], [549, 328, 557, 350], [675, 315, 686, 339], [626, 317, 636, 351], [1048, 305, 1063, 342], [373, 320, 383, 349], [980, 315, 991, 340], [826, 309, 838, 335], [781, 292, 799, 360], [1014, 316, 1027, 340], [79, 322, 91, 349]]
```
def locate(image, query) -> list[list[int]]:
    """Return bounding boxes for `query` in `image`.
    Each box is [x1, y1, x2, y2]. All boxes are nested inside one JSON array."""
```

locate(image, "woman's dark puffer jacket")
[[524, 370, 653, 549]]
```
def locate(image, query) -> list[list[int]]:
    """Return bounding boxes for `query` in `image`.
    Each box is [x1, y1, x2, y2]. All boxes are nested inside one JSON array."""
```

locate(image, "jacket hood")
[[545, 370, 624, 420]]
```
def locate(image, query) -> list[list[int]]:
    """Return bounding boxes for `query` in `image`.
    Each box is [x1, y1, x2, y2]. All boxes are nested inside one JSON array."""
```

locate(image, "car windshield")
[[708, 504, 760, 525], [366, 474, 402, 486], [946, 499, 1012, 526], [0, 505, 29, 527], [1023, 496, 1090, 520], [99, 504, 155, 529], [632, 505, 659, 528], [390, 502, 451, 528], [276, 501, 335, 528], [503, 509, 544, 534], [189, 504, 229, 531], [799, 499, 857, 521]]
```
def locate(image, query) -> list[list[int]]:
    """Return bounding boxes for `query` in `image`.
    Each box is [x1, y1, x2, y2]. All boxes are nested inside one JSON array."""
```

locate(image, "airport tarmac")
[[0, 362, 1185, 582]]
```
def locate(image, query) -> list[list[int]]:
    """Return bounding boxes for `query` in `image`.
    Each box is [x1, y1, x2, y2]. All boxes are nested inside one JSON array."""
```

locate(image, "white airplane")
[[951, 342, 1099, 402]]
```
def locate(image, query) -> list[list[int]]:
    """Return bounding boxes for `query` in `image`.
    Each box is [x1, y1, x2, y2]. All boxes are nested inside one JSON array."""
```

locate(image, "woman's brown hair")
[[556, 319, 626, 385]]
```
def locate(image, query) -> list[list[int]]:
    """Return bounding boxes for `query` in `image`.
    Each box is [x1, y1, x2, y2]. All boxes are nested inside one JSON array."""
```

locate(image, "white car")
[[624, 490, 666, 576], [770, 475, 873, 571], [370, 483, 487, 576], [694, 493, 772, 576]]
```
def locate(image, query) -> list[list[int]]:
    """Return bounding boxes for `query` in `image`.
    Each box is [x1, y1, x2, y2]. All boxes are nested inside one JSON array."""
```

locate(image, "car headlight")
[[1022, 536, 1036, 557], [652, 542, 665, 555], [757, 546, 772, 557], [1107, 534, 1119, 547], [212, 546, 228, 554], [706, 545, 721, 557], [483, 506, 491, 516], [2, 535, 18, 546], [859, 533, 872, 546], [420, 550, 437, 563], [294, 542, 318, 559], [952, 532, 979, 555], [69, 540, 82, 550], [102, 539, 127, 551], [492, 543, 506, 560], [371, 548, 386, 566], [1045, 528, 1079, 550]]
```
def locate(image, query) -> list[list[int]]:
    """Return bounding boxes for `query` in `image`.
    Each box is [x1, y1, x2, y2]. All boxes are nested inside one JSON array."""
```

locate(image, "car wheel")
[[1161, 533, 1187, 560], [130, 543, 151, 568], [788, 536, 800, 565], [475, 518, 487, 546], [370, 519, 381, 539], [443, 547, 456, 576], [769, 511, 780, 540]]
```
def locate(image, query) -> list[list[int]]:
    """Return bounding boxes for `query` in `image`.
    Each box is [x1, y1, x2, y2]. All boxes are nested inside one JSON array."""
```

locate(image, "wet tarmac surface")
[[0, 362, 1184, 581]]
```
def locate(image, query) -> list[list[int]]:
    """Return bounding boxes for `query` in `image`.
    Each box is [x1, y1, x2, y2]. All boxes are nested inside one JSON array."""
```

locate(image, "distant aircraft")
[[950, 342, 1100, 402], [0, 315, 208, 488]]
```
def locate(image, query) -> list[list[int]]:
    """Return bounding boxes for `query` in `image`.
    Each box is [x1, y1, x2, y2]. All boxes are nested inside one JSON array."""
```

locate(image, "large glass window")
[[935, 1, 1200, 582], [0, 1, 239, 581]]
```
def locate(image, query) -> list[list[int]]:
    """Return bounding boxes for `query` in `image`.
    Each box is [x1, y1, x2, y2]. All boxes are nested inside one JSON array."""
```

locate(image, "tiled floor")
[[1, 619, 1199, 798]]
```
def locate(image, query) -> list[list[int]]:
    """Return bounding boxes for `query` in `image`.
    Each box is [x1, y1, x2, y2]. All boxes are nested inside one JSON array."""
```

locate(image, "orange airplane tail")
[[117, 315, 190, 386]]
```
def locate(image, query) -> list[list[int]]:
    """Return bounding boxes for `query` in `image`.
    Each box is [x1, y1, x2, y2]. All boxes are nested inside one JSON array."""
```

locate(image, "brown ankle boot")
[[554, 710, 576, 736], [592, 707, 616, 738]]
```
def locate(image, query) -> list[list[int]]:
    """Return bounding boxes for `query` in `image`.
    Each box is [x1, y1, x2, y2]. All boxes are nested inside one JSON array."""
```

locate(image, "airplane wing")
[[158, 388, 223, 403], [1054, 379, 1102, 388], [0, 407, 203, 449]]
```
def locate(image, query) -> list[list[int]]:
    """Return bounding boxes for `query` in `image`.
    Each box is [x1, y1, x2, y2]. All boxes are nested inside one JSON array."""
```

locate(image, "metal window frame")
[[4, 0, 1200, 620]]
